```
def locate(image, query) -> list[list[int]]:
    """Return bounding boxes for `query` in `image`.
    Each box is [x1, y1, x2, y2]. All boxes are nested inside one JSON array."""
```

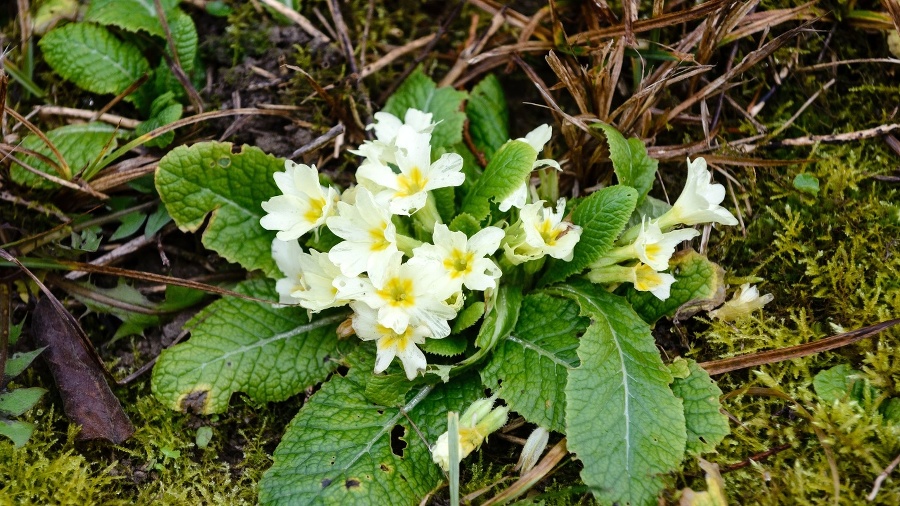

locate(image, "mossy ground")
[[2, 0, 899, 504]]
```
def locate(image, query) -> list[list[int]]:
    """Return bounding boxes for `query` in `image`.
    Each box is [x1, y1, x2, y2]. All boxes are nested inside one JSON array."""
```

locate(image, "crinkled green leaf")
[[461, 140, 537, 221], [466, 74, 508, 160], [383, 69, 467, 149], [670, 358, 729, 455], [4, 348, 45, 379], [166, 9, 199, 72], [813, 364, 861, 404], [451, 300, 484, 334], [541, 185, 638, 286], [625, 250, 726, 325], [596, 124, 658, 205], [136, 93, 184, 148], [39, 23, 150, 102], [11, 123, 118, 189], [482, 292, 587, 432], [84, 0, 180, 38], [156, 142, 283, 277], [259, 352, 483, 505], [453, 142, 483, 205], [448, 213, 481, 238], [0, 420, 35, 448], [421, 335, 468, 357], [364, 372, 417, 407], [0, 388, 46, 417], [151, 279, 351, 414], [551, 280, 686, 506], [432, 187, 457, 223]]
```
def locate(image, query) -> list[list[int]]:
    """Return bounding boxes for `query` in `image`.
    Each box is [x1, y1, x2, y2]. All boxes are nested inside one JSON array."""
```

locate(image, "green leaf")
[[813, 364, 860, 404], [451, 300, 484, 334], [166, 9, 199, 72], [474, 285, 522, 350], [39, 23, 150, 102], [110, 211, 147, 241], [482, 292, 587, 432], [624, 250, 726, 325], [626, 195, 672, 229], [540, 185, 638, 286], [448, 213, 481, 238], [364, 373, 417, 407], [596, 124, 658, 205], [11, 123, 119, 189], [156, 142, 284, 277], [151, 279, 352, 414], [382, 69, 467, 149], [259, 352, 483, 505], [135, 93, 184, 148], [0, 420, 35, 448], [84, 0, 180, 39], [466, 74, 509, 160], [0, 388, 46, 417], [195, 426, 214, 449], [793, 173, 820, 196], [670, 359, 729, 455], [881, 398, 900, 422], [4, 348, 45, 379], [70, 280, 159, 341], [460, 140, 537, 221], [551, 280, 686, 506], [145, 204, 172, 237], [452, 142, 483, 206], [421, 335, 468, 357], [431, 187, 457, 223]]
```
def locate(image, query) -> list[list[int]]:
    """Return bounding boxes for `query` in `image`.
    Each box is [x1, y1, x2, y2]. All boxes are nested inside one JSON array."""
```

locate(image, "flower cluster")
[[261, 109, 582, 380], [587, 157, 739, 300]]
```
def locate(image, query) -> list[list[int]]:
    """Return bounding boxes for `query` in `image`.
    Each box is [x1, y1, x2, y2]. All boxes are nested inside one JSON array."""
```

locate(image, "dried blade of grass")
[[85, 107, 293, 178], [481, 439, 569, 505], [4, 105, 69, 179], [701, 154, 810, 166], [545, 51, 591, 116], [440, 8, 507, 87], [513, 55, 591, 134], [613, 65, 713, 132], [700, 318, 900, 376], [291, 123, 344, 158], [743, 123, 900, 149], [467, 40, 554, 66], [89, 156, 158, 193], [37, 106, 140, 129], [355, 34, 436, 82], [797, 57, 900, 71], [64, 223, 176, 281], [768, 78, 835, 138], [1, 149, 108, 199], [257, 0, 330, 43], [89, 73, 150, 124], [662, 23, 808, 126], [327, 0, 359, 77], [720, 3, 816, 46], [568, 0, 730, 45], [880, 0, 900, 32], [468, 0, 551, 36]]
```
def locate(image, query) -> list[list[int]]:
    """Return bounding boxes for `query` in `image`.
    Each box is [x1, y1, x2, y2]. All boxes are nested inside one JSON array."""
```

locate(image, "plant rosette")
[[152, 70, 749, 505]]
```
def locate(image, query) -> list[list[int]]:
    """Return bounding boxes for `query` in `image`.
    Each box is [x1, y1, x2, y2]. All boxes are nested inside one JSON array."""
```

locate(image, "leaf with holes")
[[670, 358, 729, 455], [39, 23, 150, 103], [259, 351, 483, 505], [10, 123, 119, 189], [156, 141, 283, 277], [151, 278, 352, 414], [482, 292, 588, 432], [551, 280, 686, 506], [382, 69, 467, 150]]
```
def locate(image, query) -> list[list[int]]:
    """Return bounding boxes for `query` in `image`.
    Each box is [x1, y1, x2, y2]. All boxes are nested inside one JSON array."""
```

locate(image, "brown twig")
[[291, 123, 345, 159], [699, 318, 900, 376], [867, 452, 900, 501], [37, 106, 140, 129], [257, 0, 330, 43]]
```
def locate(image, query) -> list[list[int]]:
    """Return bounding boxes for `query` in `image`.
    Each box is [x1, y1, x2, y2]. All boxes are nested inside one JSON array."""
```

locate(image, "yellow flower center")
[[644, 243, 661, 262], [443, 248, 474, 277], [538, 220, 559, 246], [304, 196, 327, 224], [378, 277, 415, 308], [633, 265, 661, 291], [376, 324, 415, 351], [396, 166, 427, 197], [368, 224, 391, 251]]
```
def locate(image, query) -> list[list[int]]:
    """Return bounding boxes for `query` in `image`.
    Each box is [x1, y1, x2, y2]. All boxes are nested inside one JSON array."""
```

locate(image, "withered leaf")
[[32, 296, 134, 443]]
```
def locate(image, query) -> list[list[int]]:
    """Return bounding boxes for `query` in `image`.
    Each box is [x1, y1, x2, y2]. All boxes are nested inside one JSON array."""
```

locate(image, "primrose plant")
[[152, 70, 757, 505]]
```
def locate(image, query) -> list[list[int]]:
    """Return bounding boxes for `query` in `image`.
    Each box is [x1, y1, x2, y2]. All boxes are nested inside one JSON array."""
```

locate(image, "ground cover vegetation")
[[1, 0, 899, 504]]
